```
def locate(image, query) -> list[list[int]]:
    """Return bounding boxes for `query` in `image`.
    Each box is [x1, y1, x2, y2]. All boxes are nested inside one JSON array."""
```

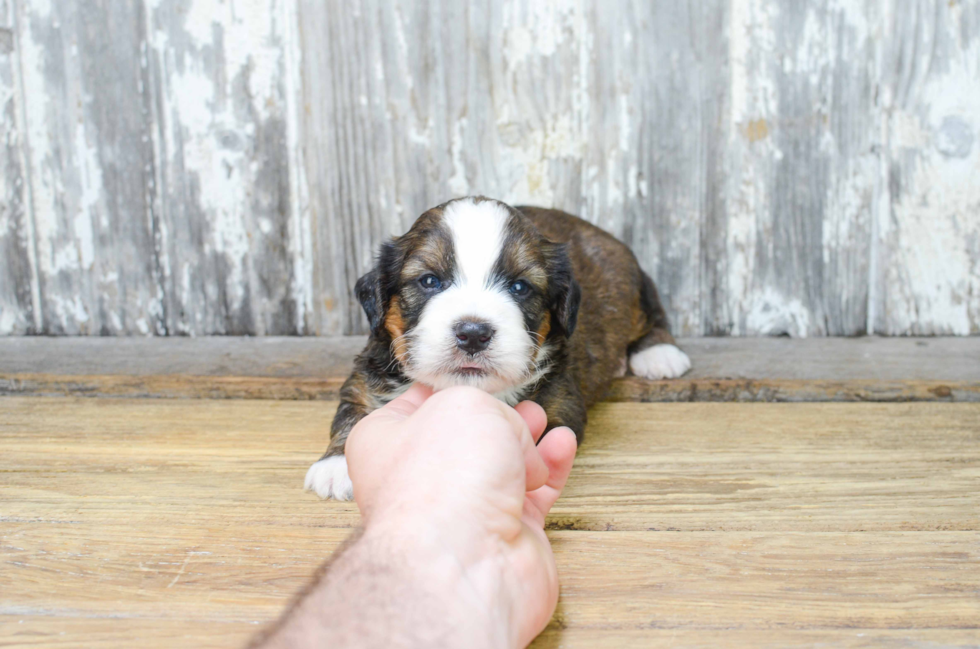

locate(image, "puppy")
[[306, 197, 690, 500]]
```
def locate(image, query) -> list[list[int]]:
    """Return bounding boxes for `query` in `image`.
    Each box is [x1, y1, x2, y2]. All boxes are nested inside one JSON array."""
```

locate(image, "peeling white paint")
[[495, 1, 589, 209], [147, 0, 293, 327], [747, 288, 812, 338], [0, 305, 18, 334], [72, 122, 99, 270], [283, 0, 312, 334], [730, 0, 777, 126], [3, 0, 979, 338], [879, 8, 980, 334], [447, 116, 469, 197], [16, 3, 58, 282], [501, 0, 576, 63]]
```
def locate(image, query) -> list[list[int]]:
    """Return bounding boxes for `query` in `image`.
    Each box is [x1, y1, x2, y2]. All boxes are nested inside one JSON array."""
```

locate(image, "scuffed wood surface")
[[3, 336, 980, 379], [1, 398, 978, 647], [0, 336, 977, 401], [0, 0, 34, 335], [0, 0, 978, 336], [146, 0, 309, 336], [4, 623, 979, 649], [874, 1, 980, 335], [1, 0, 309, 336], [14, 1, 161, 335]]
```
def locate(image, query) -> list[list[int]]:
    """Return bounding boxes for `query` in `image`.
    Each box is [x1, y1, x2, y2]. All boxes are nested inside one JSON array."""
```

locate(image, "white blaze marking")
[[443, 198, 509, 288]]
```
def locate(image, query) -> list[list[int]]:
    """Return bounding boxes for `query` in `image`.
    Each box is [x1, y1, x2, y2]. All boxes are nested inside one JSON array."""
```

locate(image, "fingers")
[[514, 401, 548, 443], [487, 397, 548, 493], [514, 410, 549, 493], [525, 426, 577, 522]]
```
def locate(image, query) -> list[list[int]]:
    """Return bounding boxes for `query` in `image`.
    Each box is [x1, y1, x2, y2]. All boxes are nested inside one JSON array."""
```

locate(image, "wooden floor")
[[1, 338, 979, 647], [2, 398, 979, 647]]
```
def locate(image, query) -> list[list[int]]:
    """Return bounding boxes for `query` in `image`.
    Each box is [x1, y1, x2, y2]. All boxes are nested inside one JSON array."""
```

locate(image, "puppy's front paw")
[[304, 455, 354, 501], [630, 344, 692, 380]]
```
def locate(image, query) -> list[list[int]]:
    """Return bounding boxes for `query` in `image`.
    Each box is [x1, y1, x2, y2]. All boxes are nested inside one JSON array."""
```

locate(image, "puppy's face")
[[358, 198, 581, 396]]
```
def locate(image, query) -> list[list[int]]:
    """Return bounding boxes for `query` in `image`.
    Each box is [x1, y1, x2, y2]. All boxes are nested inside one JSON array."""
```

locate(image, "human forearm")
[[254, 519, 512, 649]]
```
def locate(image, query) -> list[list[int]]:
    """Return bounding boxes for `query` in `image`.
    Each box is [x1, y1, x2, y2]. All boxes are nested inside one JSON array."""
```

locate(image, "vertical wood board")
[[0, 0, 35, 335], [874, 0, 980, 335], [145, 0, 310, 336]]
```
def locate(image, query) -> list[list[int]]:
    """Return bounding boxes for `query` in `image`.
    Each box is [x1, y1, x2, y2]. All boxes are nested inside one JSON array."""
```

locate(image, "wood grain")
[[14, 0, 162, 335], [4, 373, 979, 404], [5, 336, 979, 380], [1, 336, 977, 402], [1, 0, 310, 336], [874, 1, 980, 335], [145, 0, 308, 336], [719, 0, 878, 336], [2, 0, 979, 337], [0, 0, 35, 336], [4, 622, 979, 649], [1, 397, 978, 647]]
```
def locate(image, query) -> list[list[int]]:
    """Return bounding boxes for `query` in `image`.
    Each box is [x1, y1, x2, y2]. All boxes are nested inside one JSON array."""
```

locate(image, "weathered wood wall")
[[0, 0, 977, 337]]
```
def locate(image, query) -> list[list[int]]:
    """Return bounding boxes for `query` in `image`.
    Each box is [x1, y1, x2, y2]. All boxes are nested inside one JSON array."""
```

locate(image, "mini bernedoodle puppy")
[[306, 197, 691, 500]]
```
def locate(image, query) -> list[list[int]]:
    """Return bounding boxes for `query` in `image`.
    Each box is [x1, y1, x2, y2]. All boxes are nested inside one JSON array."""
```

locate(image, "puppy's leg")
[[627, 271, 691, 380], [531, 371, 588, 445], [304, 375, 375, 501]]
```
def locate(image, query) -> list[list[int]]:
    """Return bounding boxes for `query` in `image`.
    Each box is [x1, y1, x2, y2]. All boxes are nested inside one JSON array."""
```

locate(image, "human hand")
[[345, 384, 578, 648]]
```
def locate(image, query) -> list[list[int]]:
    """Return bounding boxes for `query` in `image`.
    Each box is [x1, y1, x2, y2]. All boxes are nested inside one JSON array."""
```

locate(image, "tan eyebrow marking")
[[400, 231, 453, 280]]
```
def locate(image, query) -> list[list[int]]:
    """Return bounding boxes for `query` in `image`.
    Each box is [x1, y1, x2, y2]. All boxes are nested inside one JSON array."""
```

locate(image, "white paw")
[[304, 456, 354, 501], [630, 344, 692, 380]]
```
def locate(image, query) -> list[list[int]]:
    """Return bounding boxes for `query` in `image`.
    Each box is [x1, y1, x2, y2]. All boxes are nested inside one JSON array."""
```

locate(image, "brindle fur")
[[316, 201, 675, 461]]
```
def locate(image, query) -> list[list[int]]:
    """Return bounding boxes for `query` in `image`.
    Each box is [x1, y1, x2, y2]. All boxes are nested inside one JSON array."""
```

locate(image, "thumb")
[[374, 383, 435, 421]]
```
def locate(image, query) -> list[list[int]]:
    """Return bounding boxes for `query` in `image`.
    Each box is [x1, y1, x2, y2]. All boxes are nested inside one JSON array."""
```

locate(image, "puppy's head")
[[357, 197, 581, 395]]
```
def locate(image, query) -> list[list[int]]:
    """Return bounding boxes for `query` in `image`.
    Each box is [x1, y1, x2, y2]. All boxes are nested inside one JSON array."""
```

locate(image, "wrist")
[[362, 513, 514, 648]]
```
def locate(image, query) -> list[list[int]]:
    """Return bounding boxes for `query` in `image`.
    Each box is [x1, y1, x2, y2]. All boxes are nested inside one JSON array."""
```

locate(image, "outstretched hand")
[[345, 384, 578, 648]]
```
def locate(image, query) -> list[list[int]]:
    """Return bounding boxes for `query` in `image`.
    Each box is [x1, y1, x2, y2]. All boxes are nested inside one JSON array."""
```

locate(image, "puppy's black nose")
[[455, 321, 493, 355]]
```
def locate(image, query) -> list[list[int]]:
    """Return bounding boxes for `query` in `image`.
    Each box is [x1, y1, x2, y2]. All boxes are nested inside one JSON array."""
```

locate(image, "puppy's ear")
[[547, 243, 582, 336], [355, 239, 401, 335], [556, 277, 582, 336], [355, 267, 384, 333]]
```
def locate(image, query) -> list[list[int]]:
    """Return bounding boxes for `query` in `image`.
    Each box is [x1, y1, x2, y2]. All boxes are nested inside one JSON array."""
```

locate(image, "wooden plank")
[[4, 0, 310, 337], [0, 0, 36, 335], [14, 0, 163, 335], [2, 527, 977, 635], [3, 336, 978, 381], [4, 622, 978, 649], [555, 401, 980, 532], [145, 0, 310, 336], [3, 373, 978, 404], [719, 0, 879, 336], [0, 337, 977, 402], [1, 397, 977, 647], [1, 398, 977, 532], [1, 620, 261, 649], [874, 1, 980, 335], [532, 629, 980, 649], [578, 0, 729, 335]]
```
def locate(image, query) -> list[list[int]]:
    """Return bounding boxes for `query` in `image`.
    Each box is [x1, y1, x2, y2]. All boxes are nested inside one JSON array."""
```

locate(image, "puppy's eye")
[[419, 274, 442, 290], [509, 280, 530, 297]]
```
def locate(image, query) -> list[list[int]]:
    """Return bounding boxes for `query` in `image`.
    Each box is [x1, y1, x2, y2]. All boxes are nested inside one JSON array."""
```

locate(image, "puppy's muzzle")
[[454, 320, 494, 355]]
